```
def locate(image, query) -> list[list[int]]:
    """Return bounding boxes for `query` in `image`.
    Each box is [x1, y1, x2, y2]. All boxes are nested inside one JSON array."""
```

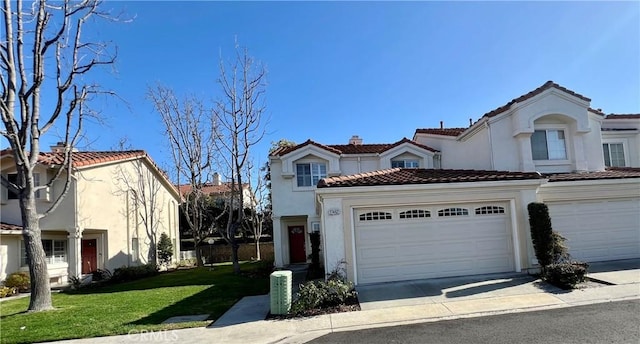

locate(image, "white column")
[[272, 216, 284, 267], [573, 133, 588, 172], [67, 227, 83, 277], [516, 133, 536, 172]]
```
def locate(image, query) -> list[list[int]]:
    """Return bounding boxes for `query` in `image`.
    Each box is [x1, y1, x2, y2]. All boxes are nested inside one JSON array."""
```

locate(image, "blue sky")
[[30, 1, 640, 176]]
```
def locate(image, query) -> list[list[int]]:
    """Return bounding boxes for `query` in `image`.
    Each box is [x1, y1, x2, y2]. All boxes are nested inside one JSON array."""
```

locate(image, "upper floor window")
[[5, 173, 41, 199], [531, 129, 567, 160], [296, 162, 326, 187], [603, 143, 625, 167], [391, 159, 419, 168]]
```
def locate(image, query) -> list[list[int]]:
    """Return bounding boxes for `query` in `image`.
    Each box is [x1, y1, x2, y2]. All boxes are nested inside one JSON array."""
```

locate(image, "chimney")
[[348, 135, 363, 145], [440, 121, 444, 129], [213, 172, 222, 186], [50, 142, 77, 153]]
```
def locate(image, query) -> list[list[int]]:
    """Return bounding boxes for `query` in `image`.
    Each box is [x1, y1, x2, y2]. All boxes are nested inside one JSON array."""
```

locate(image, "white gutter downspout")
[[318, 194, 329, 279], [486, 120, 495, 170]]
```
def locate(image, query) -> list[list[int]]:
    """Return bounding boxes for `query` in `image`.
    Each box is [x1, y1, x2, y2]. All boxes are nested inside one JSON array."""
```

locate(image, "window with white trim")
[[5, 173, 43, 199], [296, 162, 327, 187], [20, 239, 67, 266], [391, 159, 419, 168], [603, 143, 626, 167], [531, 129, 567, 160], [359, 212, 392, 221], [475, 206, 505, 215], [438, 208, 469, 217], [399, 209, 431, 219]]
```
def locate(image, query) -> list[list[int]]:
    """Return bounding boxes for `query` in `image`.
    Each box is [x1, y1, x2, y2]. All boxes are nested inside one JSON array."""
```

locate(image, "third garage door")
[[355, 203, 515, 284]]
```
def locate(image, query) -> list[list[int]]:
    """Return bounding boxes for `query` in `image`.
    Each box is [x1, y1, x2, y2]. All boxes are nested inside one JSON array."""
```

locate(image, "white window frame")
[[20, 239, 68, 266], [602, 141, 628, 167], [531, 129, 568, 161], [3, 172, 47, 201], [295, 162, 327, 188], [391, 159, 420, 168]]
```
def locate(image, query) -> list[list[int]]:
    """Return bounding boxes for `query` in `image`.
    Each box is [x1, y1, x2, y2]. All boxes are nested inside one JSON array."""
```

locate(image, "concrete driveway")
[[356, 259, 640, 311]]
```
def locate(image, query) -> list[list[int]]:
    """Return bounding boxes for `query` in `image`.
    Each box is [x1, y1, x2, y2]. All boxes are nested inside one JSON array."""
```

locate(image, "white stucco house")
[[0, 148, 181, 285], [269, 81, 640, 285]]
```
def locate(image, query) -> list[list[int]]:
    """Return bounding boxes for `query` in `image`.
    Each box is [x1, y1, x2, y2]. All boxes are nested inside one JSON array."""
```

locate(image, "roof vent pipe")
[[440, 121, 443, 129], [469, 118, 473, 126]]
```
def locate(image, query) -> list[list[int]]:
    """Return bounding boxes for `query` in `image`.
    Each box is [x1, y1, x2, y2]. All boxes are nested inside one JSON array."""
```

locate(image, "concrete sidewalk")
[[48, 260, 640, 344]]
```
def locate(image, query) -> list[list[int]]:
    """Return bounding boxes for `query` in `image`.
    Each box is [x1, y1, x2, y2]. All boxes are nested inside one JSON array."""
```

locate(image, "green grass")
[[0, 262, 270, 344]]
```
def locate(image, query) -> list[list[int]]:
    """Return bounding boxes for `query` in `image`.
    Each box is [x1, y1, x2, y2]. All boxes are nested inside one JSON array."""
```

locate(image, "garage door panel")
[[356, 203, 515, 284], [548, 198, 640, 262]]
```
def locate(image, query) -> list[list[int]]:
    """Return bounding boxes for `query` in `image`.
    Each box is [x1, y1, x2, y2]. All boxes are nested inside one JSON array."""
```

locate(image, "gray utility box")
[[270, 270, 292, 315]]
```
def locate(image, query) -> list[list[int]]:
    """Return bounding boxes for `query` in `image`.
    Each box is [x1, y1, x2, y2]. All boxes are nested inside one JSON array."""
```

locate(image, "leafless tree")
[[1, 0, 118, 311], [113, 157, 163, 265], [147, 85, 216, 266], [244, 160, 270, 261], [213, 43, 267, 274]]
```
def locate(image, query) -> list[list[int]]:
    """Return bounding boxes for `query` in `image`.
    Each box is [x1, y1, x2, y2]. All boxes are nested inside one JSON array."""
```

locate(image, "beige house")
[[270, 81, 640, 285], [0, 148, 181, 285]]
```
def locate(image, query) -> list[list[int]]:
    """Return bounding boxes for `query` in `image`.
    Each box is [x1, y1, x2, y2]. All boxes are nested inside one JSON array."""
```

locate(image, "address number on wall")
[[328, 208, 341, 216]]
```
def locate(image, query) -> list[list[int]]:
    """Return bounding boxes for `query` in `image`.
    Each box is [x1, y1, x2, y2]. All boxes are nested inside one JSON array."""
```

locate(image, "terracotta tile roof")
[[318, 168, 543, 188], [414, 128, 468, 137], [270, 138, 438, 156], [270, 140, 342, 156], [547, 167, 640, 182], [1, 222, 22, 231], [481, 81, 591, 119], [605, 114, 640, 119], [1, 149, 147, 168]]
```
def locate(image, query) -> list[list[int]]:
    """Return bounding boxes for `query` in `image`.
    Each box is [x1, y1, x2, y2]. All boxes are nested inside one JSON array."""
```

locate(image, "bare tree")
[[1, 0, 118, 311], [244, 160, 269, 261], [147, 85, 216, 266], [213, 43, 267, 274], [113, 156, 163, 265]]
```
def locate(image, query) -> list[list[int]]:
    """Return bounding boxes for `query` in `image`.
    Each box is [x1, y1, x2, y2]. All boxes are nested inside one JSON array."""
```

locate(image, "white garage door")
[[548, 198, 640, 262], [355, 203, 515, 284]]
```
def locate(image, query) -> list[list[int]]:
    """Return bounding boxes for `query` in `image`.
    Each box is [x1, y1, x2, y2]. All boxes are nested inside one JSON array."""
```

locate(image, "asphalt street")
[[308, 300, 640, 344]]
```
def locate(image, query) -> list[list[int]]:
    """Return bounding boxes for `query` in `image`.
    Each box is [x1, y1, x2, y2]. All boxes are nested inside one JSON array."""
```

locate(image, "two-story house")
[[269, 81, 640, 285], [0, 148, 181, 285]]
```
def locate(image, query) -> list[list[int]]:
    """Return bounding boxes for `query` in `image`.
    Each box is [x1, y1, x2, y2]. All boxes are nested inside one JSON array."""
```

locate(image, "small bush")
[[4, 271, 30, 292], [157, 233, 174, 267], [290, 278, 356, 314], [68, 276, 83, 290], [111, 263, 158, 283], [545, 262, 589, 290], [92, 268, 112, 282], [178, 258, 197, 268], [0, 286, 17, 298]]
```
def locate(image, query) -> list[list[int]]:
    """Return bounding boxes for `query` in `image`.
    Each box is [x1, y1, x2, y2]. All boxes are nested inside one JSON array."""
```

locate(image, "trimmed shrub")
[[527, 202, 556, 270], [0, 286, 16, 298], [290, 278, 356, 314], [111, 263, 158, 283], [545, 262, 589, 290], [68, 276, 83, 290], [92, 268, 112, 282], [157, 233, 174, 267], [4, 271, 30, 292]]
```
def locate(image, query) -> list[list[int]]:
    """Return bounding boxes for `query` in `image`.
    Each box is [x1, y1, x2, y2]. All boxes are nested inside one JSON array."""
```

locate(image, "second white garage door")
[[548, 198, 640, 262], [355, 203, 515, 284]]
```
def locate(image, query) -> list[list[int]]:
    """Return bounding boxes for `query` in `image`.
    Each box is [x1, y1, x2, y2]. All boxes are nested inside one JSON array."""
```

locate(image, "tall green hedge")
[[527, 202, 555, 271]]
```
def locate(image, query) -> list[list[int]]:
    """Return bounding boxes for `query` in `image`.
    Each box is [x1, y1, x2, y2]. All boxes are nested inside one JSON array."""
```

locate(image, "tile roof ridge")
[[605, 113, 640, 119], [318, 168, 401, 188], [482, 80, 591, 119]]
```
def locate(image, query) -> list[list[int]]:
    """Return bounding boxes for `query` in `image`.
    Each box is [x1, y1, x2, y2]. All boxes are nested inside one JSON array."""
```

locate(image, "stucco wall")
[[0, 235, 20, 281], [76, 159, 180, 271]]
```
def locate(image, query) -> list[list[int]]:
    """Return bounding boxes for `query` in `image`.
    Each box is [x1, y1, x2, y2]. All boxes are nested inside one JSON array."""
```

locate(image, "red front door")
[[81, 239, 97, 274], [288, 226, 306, 263]]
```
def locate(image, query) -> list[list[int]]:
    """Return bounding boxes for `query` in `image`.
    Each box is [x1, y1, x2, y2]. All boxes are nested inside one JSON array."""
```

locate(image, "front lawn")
[[0, 262, 270, 344]]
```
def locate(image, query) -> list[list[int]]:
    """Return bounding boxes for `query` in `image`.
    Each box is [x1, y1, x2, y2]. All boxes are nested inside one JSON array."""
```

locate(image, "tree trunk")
[[231, 239, 240, 274], [21, 195, 53, 311], [194, 241, 204, 267], [254, 240, 261, 261]]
